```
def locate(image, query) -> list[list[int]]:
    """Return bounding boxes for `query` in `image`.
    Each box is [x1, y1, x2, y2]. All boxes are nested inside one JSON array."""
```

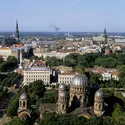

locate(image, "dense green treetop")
[[44, 53, 125, 69], [3, 118, 28, 125]]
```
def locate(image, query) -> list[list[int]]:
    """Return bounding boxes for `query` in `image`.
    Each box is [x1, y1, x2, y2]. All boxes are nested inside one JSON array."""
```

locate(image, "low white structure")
[[89, 68, 119, 81], [92, 36, 105, 42], [23, 67, 51, 85], [101, 72, 112, 81], [34, 51, 70, 59], [58, 73, 75, 85], [0, 47, 11, 60], [78, 45, 101, 53], [115, 38, 125, 44]]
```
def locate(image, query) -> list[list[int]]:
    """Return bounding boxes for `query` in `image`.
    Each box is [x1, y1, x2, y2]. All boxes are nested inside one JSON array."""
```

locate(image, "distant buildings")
[[11, 44, 33, 60], [78, 45, 101, 53], [34, 51, 70, 59], [0, 44, 33, 60], [114, 38, 125, 44], [92, 36, 105, 42], [88, 68, 119, 81], [0, 47, 11, 60], [0, 35, 19, 47], [0, 21, 33, 60]]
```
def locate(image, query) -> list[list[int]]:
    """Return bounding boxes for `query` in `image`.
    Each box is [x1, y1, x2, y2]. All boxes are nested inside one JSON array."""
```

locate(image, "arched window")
[[62, 105, 64, 110], [79, 96, 82, 100], [20, 101, 22, 107], [99, 104, 101, 110], [95, 103, 98, 108], [23, 101, 25, 107]]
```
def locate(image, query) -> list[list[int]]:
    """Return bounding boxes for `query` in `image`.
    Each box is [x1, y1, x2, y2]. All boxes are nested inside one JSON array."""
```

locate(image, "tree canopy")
[[3, 118, 28, 125]]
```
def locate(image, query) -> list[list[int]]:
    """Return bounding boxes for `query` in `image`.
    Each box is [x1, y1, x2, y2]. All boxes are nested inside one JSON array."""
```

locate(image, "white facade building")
[[34, 51, 70, 59], [101, 72, 112, 81], [23, 67, 51, 85], [58, 73, 75, 85], [115, 38, 125, 43]]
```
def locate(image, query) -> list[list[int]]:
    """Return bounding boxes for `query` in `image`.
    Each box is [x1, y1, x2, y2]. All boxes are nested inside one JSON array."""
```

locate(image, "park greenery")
[[90, 74, 121, 88], [29, 53, 125, 87], [42, 52, 125, 87], [38, 112, 125, 125], [4, 52, 125, 124], [4, 118, 29, 125], [1, 72, 22, 87], [4, 80, 125, 125], [41, 89, 58, 103], [0, 56, 18, 72], [5, 80, 58, 117], [5, 80, 46, 117], [5, 110, 125, 125], [0, 85, 8, 100], [44, 53, 125, 68], [5, 89, 21, 117]]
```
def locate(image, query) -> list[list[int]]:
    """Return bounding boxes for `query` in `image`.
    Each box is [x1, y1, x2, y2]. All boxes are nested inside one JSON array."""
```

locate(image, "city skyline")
[[1, 0, 125, 32]]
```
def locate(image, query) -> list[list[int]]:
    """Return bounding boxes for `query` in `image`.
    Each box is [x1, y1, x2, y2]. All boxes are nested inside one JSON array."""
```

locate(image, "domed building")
[[58, 83, 66, 93], [57, 84, 67, 114], [18, 74, 106, 120], [69, 74, 89, 108], [17, 92, 31, 119], [94, 89, 104, 116]]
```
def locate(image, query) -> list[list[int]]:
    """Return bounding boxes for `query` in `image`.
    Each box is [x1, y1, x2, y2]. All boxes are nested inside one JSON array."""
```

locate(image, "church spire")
[[103, 28, 107, 44], [15, 20, 20, 42]]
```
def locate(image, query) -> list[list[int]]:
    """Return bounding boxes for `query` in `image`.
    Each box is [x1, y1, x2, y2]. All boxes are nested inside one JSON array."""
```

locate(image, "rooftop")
[[26, 67, 50, 71], [0, 47, 11, 50], [59, 73, 76, 75]]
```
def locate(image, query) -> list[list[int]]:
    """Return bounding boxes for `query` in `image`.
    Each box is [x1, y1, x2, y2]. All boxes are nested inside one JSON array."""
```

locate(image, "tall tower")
[[104, 28, 107, 44], [15, 20, 20, 42], [17, 92, 31, 119], [57, 84, 67, 114], [94, 89, 104, 116], [19, 49, 23, 69]]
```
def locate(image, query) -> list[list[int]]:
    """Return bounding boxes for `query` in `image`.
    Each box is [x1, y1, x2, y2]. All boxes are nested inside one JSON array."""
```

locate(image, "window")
[[95, 103, 98, 108], [99, 104, 101, 110], [79, 96, 82, 100], [20, 101, 22, 107], [62, 105, 64, 110], [23, 101, 25, 107]]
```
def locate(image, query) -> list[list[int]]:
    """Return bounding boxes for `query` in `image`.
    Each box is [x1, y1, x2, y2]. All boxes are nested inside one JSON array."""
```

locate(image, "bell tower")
[[17, 92, 31, 119], [57, 84, 67, 114], [94, 89, 104, 116]]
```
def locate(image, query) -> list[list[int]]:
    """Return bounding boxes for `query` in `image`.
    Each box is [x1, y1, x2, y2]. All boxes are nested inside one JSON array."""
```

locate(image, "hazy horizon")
[[1, 0, 125, 32]]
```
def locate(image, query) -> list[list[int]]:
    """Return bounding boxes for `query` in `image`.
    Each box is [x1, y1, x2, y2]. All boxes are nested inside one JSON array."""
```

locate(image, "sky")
[[0, 0, 125, 32]]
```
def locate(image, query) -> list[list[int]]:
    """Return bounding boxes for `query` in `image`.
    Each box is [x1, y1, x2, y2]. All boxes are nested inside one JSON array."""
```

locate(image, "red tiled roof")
[[13, 43, 24, 47], [89, 68, 106, 74], [111, 71, 119, 75]]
